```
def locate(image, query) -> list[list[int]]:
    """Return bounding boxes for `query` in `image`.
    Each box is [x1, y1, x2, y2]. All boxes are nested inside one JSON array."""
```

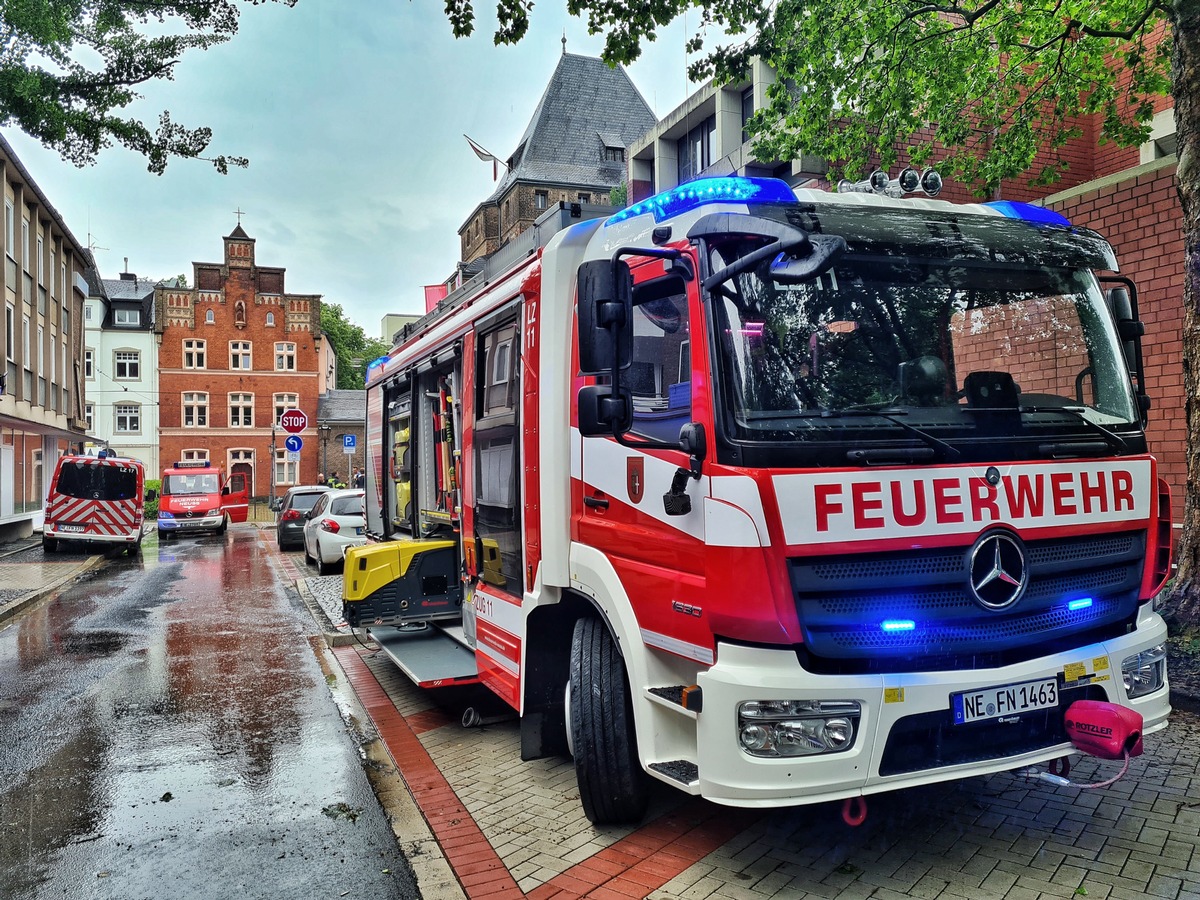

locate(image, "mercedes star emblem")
[[969, 532, 1027, 610]]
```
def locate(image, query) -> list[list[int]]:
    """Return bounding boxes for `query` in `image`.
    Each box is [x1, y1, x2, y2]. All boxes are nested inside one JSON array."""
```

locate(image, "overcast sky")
[[4, 1, 701, 340]]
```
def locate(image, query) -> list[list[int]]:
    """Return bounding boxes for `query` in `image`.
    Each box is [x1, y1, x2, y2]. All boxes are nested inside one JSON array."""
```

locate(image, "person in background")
[[317, 472, 326, 486], [328, 471, 345, 489], [353, 467, 365, 489]]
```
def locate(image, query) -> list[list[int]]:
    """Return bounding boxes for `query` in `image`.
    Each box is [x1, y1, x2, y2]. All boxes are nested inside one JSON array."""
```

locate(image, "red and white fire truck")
[[343, 175, 1172, 824], [43, 451, 152, 554], [157, 459, 248, 538]]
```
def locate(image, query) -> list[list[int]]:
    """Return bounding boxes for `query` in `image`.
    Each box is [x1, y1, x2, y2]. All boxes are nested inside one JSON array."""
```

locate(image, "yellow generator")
[[342, 539, 460, 628]]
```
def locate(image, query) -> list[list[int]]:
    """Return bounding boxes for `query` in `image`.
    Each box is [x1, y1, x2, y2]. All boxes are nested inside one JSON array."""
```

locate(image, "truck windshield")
[[164, 473, 220, 494], [705, 220, 1138, 460], [55, 462, 138, 501]]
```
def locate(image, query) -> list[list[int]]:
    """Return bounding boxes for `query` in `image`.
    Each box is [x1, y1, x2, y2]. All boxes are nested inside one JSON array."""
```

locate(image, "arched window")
[[266, 311, 276, 327], [205, 308, 215, 324]]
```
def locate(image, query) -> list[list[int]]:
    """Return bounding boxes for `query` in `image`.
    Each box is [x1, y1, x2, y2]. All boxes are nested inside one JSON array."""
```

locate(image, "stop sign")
[[280, 408, 308, 434]]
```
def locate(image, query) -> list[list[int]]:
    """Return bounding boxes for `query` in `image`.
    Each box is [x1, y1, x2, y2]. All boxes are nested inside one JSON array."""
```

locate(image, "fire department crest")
[[627, 457, 644, 504]]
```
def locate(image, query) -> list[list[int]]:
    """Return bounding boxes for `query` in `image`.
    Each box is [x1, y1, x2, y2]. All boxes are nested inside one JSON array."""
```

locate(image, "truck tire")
[[569, 617, 649, 825], [42, 534, 58, 553]]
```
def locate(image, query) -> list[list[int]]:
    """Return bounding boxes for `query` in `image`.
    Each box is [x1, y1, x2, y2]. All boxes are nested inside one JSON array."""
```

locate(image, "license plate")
[[355, 527, 364, 535], [58, 524, 85, 533], [952, 678, 1058, 725]]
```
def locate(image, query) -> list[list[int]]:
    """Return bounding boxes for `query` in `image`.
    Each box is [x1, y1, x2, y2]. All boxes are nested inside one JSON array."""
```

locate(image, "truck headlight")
[[1122, 645, 1167, 699], [737, 700, 861, 757]]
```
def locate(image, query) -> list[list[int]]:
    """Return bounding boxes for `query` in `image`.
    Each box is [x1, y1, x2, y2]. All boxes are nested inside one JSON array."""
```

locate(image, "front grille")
[[790, 531, 1144, 671], [879, 684, 1107, 776]]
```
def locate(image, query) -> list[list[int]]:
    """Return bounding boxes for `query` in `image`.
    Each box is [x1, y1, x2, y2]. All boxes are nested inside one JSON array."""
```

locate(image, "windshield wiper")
[[816, 408, 962, 461], [1018, 406, 1131, 454]]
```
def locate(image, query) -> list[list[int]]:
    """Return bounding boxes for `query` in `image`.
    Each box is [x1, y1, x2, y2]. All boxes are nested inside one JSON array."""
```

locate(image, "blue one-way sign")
[[285, 435, 303, 452]]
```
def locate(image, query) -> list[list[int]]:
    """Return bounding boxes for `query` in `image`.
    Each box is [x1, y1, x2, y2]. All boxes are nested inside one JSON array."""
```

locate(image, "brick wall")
[[1047, 161, 1185, 511]]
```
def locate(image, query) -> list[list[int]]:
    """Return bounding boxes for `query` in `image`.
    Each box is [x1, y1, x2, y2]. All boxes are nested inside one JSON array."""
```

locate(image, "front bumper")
[[158, 514, 223, 532], [689, 605, 1170, 808]]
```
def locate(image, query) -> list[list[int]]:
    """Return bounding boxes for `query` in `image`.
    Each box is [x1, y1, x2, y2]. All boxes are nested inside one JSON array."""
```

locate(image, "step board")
[[369, 624, 480, 688], [649, 759, 699, 786]]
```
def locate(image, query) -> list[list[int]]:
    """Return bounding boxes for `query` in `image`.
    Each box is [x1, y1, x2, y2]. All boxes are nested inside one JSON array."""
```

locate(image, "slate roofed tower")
[[458, 50, 657, 265]]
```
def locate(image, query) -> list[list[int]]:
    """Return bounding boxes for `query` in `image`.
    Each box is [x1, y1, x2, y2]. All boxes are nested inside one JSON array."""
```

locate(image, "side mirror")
[[221, 485, 231, 496], [577, 385, 632, 436], [770, 235, 846, 284], [577, 259, 633, 375]]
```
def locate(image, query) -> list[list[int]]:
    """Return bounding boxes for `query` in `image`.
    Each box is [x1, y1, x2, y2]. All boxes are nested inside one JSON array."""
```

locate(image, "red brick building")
[[154, 225, 324, 499]]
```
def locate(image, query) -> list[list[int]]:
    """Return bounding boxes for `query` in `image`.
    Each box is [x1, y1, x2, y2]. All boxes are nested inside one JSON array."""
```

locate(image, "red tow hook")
[[842, 796, 867, 827]]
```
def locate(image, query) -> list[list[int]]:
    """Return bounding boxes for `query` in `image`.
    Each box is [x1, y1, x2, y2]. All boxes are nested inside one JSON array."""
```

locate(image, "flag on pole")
[[464, 134, 507, 181]]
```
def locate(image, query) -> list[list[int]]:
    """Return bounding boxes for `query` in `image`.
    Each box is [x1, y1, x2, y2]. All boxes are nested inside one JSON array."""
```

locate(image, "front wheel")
[[568, 617, 649, 825], [217, 515, 228, 535], [42, 534, 58, 553]]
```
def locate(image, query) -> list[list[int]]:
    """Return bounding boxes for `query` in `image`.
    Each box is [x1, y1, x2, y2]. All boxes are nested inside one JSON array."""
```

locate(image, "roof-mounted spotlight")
[[868, 170, 890, 194], [898, 167, 921, 193], [921, 168, 943, 197]]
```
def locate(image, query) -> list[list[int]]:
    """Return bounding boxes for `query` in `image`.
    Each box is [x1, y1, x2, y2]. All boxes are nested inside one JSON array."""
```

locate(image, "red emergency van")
[[156, 459, 249, 538], [42, 452, 152, 554]]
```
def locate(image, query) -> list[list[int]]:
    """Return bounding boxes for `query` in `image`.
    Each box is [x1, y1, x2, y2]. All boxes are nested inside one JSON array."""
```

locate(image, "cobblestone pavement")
[[281, 552, 1200, 900]]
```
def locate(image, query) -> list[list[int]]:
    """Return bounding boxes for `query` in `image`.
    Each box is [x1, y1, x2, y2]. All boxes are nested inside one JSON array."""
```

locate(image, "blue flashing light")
[[1068, 597, 1094, 611], [881, 619, 916, 632], [366, 355, 389, 372], [606, 177, 797, 226], [984, 200, 1071, 227]]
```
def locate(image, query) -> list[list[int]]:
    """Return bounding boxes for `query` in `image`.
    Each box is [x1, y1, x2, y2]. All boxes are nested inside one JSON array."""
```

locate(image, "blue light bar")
[[366, 355, 389, 372], [984, 200, 1071, 227], [606, 177, 797, 226], [881, 619, 916, 632], [1068, 598, 1094, 611]]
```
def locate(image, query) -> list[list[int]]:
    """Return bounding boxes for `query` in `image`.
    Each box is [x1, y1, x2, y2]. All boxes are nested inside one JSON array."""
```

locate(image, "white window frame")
[[275, 342, 296, 371], [229, 392, 254, 427], [115, 404, 140, 433], [114, 349, 140, 380], [265, 312, 276, 327], [85, 403, 94, 430], [4, 201, 12, 258], [182, 448, 209, 462], [275, 448, 298, 487], [36, 235, 43, 284], [84, 348, 94, 379], [114, 308, 141, 326], [22, 315, 30, 370], [4, 304, 13, 361], [183, 392, 209, 428], [184, 339, 206, 369], [205, 308, 215, 324]]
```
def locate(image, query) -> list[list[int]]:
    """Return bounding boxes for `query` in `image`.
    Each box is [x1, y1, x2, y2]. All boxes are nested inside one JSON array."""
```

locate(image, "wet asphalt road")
[[0, 527, 419, 900]]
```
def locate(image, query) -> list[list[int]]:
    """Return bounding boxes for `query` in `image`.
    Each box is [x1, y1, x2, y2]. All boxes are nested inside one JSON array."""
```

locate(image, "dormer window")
[[114, 308, 141, 326]]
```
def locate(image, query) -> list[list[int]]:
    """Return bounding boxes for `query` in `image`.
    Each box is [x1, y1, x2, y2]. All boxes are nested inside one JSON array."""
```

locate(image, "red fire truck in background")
[[157, 459, 249, 539], [343, 175, 1172, 824]]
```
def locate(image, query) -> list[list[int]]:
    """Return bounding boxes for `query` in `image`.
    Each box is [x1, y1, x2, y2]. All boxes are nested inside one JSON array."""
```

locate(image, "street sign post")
[[280, 409, 308, 434], [285, 435, 303, 453]]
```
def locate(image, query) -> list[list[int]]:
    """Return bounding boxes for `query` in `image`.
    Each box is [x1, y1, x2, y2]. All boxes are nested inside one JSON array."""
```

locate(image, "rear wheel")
[[42, 534, 58, 553], [128, 531, 144, 556], [568, 617, 649, 825], [317, 553, 333, 576]]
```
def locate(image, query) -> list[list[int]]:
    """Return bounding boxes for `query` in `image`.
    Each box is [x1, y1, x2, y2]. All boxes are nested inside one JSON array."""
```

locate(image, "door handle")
[[584, 495, 609, 510]]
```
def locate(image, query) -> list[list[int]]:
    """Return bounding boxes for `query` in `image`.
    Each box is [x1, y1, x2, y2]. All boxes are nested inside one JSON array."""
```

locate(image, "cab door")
[[576, 257, 713, 662], [222, 472, 249, 522]]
